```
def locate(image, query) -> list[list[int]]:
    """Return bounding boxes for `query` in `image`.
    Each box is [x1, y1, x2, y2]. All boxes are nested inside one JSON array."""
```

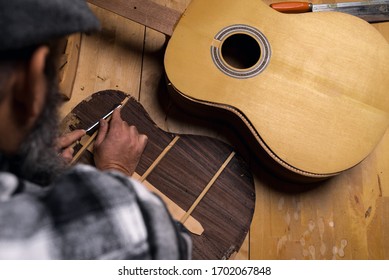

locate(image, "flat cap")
[[0, 0, 100, 52]]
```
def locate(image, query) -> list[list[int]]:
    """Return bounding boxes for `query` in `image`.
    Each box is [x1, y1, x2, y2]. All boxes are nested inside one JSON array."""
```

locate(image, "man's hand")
[[93, 107, 148, 176], [56, 129, 86, 164]]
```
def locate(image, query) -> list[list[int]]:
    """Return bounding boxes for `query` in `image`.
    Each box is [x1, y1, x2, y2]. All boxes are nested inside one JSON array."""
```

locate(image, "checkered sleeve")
[[0, 164, 192, 259]]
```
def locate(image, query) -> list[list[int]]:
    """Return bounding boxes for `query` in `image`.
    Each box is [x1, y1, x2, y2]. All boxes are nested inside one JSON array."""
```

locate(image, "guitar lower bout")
[[165, 0, 389, 182], [166, 81, 337, 183]]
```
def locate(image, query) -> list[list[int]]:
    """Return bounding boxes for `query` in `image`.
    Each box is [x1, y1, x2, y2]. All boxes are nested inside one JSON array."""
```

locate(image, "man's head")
[[0, 0, 99, 184]]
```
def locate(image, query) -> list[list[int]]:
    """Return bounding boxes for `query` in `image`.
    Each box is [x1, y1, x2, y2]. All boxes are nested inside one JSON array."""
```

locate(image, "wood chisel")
[[270, 0, 389, 23], [84, 103, 122, 135]]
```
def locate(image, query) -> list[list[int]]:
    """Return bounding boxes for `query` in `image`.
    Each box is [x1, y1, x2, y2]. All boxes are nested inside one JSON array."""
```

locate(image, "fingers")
[[56, 129, 85, 164], [110, 107, 123, 129], [56, 129, 86, 149], [94, 118, 109, 147], [60, 147, 75, 164], [138, 132, 148, 149], [92, 108, 148, 176], [127, 125, 148, 149]]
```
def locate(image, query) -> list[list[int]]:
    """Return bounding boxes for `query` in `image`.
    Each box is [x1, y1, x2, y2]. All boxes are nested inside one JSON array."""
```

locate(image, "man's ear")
[[13, 46, 49, 125]]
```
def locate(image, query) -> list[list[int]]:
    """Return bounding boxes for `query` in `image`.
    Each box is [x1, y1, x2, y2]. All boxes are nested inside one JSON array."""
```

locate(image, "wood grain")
[[60, 4, 145, 119], [59, 0, 389, 260], [164, 0, 389, 180], [87, 0, 181, 36], [58, 34, 82, 99], [61, 90, 256, 260]]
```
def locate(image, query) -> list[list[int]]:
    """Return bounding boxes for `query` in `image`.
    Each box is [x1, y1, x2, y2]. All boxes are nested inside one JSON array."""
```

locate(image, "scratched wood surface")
[[60, 0, 389, 259]]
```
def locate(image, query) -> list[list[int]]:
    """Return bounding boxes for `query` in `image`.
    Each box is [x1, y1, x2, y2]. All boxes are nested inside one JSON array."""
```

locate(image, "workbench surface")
[[60, 0, 389, 259]]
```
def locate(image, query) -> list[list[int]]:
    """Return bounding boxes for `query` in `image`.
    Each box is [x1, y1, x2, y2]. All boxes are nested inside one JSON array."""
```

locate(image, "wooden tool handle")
[[270, 2, 312, 13]]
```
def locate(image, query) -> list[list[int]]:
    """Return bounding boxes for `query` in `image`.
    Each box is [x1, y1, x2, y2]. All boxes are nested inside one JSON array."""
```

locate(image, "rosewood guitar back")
[[61, 90, 255, 259]]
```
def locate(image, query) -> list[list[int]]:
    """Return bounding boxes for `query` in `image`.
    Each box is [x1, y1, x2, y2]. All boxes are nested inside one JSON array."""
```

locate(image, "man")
[[0, 0, 191, 259]]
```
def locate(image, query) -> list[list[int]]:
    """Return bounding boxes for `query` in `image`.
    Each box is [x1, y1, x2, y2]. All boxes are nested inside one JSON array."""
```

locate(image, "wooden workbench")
[[60, 0, 389, 259]]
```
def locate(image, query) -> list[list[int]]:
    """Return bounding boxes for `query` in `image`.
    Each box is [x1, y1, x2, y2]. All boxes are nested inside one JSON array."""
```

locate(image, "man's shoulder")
[[48, 164, 158, 212], [0, 165, 192, 259], [0, 165, 152, 259]]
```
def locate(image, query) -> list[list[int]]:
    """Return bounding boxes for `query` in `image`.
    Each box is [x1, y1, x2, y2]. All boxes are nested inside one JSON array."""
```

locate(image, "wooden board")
[[83, 0, 389, 182], [58, 34, 82, 99], [60, 90, 256, 260], [59, 0, 389, 259], [87, 0, 181, 36]]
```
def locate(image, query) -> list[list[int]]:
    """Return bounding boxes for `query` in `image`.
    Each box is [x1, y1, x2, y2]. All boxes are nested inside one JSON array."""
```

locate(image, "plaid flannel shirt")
[[0, 164, 191, 259]]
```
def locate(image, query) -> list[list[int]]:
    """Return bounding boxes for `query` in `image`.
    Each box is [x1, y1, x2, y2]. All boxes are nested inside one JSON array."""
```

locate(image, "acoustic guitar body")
[[164, 0, 389, 181]]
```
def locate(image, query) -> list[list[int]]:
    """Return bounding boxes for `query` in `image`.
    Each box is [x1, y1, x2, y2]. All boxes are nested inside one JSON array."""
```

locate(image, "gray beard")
[[3, 78, 66, 186]]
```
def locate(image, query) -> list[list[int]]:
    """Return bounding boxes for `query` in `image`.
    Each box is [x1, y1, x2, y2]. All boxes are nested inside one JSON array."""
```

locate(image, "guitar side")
[[164, 0, 389, 180]]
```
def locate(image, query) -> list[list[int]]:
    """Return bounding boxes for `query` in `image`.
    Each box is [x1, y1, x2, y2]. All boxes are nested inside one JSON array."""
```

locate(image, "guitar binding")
[[167, 82, 341, 182]]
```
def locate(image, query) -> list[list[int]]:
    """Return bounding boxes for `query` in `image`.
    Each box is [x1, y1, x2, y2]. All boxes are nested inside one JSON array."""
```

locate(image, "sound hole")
[[221, 34, 261, 70]]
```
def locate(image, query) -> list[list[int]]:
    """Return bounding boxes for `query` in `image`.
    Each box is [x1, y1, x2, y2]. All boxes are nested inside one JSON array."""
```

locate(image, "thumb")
[[94, 119, 109, 147], [60, 147, 75, 164]]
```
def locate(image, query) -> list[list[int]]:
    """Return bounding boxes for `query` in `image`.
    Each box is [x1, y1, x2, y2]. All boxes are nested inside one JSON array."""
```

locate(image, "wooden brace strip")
[[133, 173, 204, 236], [180, 151, 236, 223], [87, 0, 182, 36]]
